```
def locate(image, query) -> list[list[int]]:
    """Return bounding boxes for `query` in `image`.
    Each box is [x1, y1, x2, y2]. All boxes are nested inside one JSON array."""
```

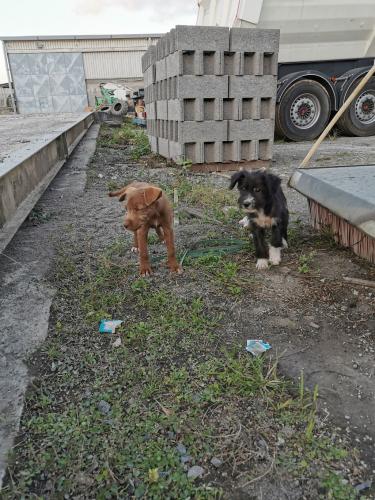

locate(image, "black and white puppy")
[[230, 170, 289, 269]]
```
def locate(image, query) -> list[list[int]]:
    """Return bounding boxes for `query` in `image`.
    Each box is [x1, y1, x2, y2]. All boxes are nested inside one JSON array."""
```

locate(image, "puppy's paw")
[[239, 216, 250, 228], [256, 258, 269, 270], [168, 261, 183, 274], [131, 246, 139, 253], [269, 246, 281, 266], [140, 264, 152, 276], [282, 238, 288, 249]]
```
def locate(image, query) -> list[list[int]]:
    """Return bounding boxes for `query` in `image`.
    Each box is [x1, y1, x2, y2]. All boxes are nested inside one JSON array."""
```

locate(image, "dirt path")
[[0, 124, 100, 486], [1, 125, 374, 498]]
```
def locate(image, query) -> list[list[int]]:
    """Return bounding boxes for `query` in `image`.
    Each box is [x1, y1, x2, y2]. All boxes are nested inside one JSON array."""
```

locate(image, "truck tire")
[[111, 101, 128, 116], [337, 77, 375, 137], [275, 79, 331, 141]]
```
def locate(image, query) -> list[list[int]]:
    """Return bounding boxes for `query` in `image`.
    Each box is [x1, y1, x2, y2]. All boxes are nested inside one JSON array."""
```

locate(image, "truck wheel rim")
[[355, 91, 375, 124], [290, 93, 321, 129]]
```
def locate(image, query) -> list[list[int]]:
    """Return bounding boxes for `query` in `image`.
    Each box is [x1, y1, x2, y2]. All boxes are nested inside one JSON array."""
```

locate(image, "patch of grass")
[[97, 122, 151, 160], [321, 472, 357, 499], [27, 207, 52, 225], [3, 228, 363, 496], [131, 129, 151, 160], [298, 252, 315, 274]]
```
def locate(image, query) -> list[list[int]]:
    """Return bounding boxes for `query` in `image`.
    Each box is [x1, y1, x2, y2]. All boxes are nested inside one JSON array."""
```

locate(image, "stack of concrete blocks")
[[142, 26, 279, 165]]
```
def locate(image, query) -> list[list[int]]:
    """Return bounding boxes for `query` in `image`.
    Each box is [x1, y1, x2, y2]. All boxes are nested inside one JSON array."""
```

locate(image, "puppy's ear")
[[129, 187, 162, 210], [144, 186, 162, 206], [266, 173, 281, 194], [229, 171, 246, 190]]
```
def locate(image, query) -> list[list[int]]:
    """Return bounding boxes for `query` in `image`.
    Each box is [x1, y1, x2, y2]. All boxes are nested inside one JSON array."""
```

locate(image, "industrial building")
[[1, 34, 161, 114]]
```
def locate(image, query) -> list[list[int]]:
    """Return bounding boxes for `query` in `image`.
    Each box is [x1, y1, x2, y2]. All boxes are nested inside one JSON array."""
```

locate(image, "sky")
[[0, 0, 198, 83]]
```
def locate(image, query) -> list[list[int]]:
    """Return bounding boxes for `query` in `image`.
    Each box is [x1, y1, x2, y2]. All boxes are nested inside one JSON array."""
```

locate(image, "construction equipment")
[[95, 82, 131, 116]]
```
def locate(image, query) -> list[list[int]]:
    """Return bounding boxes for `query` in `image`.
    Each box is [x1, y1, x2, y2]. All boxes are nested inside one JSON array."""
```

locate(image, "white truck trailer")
[[197, 0, 375, 141]]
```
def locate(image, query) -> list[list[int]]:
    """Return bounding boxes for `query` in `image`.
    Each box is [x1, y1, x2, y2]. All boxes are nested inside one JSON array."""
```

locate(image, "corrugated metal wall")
[[83, 51, 144, 79]]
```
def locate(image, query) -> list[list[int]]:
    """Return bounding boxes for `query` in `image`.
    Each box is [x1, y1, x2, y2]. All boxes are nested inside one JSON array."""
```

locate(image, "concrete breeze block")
[[158, 138, 169, 157], [166, 52, 183, 78], [155, 58, 167, 82], [230, 28, 280, 53], [144, 26, 279, 164], [167, 99, 183, 121], [156, 100, 168, 120], [177, 75, 228, 99], [169, 140, 183, 160], [174, 25, 230, 51], [228, 119, 274, 141], [149, 136, 158, 153], [179, 121, 227, 143], [228, 75, 277, 99], [146, 102, 156, 120]]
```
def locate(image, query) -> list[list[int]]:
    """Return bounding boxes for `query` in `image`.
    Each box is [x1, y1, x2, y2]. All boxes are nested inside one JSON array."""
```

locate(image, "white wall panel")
[[83, 51, 144, 79]]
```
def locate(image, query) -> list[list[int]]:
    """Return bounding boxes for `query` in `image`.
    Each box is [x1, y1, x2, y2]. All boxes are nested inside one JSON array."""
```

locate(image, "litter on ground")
[[99, 319, 123, 333], [246, 339, 272, 356]]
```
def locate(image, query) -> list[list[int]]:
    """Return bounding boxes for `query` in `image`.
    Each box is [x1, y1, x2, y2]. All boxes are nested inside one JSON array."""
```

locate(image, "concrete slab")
[[289, 165, 375, 238], [0, 113, 94, 253], [0, 113, 89, 161]]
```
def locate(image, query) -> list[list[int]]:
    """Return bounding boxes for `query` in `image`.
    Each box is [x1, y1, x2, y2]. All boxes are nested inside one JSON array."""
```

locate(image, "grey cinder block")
[[155, 58, 167, 82], [184, 142, 204, 163], [158, 138, 169, 157], [178, 75, 229, 99], [179, 121, 227, 142], [174, 25, 230, 51], [228, 75, 277, 98], [156, 100, 168, 120], [169, 140, 183, 160], [146, 102, 156, 120], [144, 65, 155, 87], [166, 52, 183, 78], [230, 28, 280, 53], [228, 119, 274, 141], [142, 26, 279, 165], [259, 139, 273, 160], [149, 136, 158, 153], [168, 99, 183, 121]]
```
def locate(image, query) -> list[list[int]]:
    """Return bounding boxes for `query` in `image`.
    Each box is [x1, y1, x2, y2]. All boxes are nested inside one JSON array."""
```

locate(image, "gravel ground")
[[0, 126, 374, 497]]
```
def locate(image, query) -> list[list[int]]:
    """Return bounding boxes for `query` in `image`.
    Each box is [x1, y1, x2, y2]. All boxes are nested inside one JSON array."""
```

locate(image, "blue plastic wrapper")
[[246, 339, 271, 356], [99, 320, 123, 334]]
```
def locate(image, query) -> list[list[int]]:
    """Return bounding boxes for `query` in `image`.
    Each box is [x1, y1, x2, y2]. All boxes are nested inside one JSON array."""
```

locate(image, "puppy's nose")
[[243, 202, 251, 208], [124, 222, 129, 229]]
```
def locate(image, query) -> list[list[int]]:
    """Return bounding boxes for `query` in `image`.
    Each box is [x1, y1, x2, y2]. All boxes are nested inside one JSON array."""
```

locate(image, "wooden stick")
[[300, 63, 375, 168], [343, 276, 375, 289]]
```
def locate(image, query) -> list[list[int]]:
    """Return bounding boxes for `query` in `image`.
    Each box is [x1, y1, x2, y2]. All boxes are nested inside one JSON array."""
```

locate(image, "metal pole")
[[2, 41, 17, 114]]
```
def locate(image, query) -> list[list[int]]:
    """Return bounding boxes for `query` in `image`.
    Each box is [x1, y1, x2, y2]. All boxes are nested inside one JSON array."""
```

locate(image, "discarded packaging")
[[112, 337, 122, 348], [99, 320, 123, 334], [246, 339, 271, 356]]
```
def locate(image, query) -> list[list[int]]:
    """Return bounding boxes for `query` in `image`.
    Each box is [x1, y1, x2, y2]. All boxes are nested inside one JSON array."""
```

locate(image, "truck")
[[197, 0, 375, 141]]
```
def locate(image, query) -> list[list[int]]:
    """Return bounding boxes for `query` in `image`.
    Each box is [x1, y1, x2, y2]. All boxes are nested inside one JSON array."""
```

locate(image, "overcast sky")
[[0, 0, 197, 83]]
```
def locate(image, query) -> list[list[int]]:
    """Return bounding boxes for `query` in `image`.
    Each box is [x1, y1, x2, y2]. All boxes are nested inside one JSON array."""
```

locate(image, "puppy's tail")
[[108, 188, 124, 197], [108, 187, 127, 201]]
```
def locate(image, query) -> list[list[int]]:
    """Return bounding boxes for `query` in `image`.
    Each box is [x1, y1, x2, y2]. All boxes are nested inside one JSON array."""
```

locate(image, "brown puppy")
[[109, 182, 181, 276]]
